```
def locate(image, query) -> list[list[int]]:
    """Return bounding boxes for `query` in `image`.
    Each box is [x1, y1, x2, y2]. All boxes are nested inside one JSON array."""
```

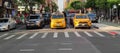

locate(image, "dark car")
[[25, 14, 44, 29], [42, 12, 51, 24], [87, 13, 98, 23]]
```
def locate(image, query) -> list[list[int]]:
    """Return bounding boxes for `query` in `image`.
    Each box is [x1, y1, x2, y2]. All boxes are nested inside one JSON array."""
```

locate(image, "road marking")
[[53, 32, 58, 38], [16, 33, 28, 39], [41, 32, 48, 38], [29, 32, 39, 39], [74, 32, 81, 37], [20, 49, 35, 52], [64, 32, 69, 38], [0, 33, 8, 38], [4, 35, 16, 40], [84, 31, 93, 37], [61, 43, 72, 45], [94, 31, 105, 37], [58, 48, 72, 50]]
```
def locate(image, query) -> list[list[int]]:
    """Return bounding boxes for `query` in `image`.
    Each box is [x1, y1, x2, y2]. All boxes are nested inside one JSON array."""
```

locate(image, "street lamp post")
[[118, 4, 120, 16]]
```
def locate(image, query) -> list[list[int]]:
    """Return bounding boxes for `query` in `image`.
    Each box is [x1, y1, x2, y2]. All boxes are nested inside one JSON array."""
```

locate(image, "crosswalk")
[[0, 31, 117, 40]]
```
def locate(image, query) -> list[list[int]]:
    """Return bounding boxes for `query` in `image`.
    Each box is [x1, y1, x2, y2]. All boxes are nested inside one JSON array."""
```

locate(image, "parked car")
[[73, 14, 92, 29], [87, 13, 98, 23], [50, 14, 66, 29], [25, 14, 44, 29], [42, 12, 51, 24], [0, 18, 16, 31]]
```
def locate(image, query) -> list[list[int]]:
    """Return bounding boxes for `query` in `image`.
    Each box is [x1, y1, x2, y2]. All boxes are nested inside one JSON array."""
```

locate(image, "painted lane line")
[[64, 32, 69, 38], [16, 33, 28, 39], [29, 32, 39, 39], [61, 43, 72, 45], [74, 32, 82, 37], [84, 31, 93, 37], [53, 32, 58, 38], [41, 32, 48, 38], [58, 48, 72, 50], [94, 31, 105, 37], [20, 49, 35, 52], [4, 35, 16, 40], [0, 33, 8, 38]]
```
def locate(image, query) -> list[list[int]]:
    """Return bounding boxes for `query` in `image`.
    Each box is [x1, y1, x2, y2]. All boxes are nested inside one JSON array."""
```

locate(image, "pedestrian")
[[20, 14, 25, 24]]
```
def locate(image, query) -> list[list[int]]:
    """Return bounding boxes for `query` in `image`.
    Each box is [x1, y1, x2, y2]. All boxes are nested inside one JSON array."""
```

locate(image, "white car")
[[0, 18, 16, 31]]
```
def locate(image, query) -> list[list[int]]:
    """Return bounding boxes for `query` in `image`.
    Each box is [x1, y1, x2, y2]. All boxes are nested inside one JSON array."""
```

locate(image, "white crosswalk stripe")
[[53, 32, 58, 38], [0, 33, 8, 38], [84, 32, 93, 37], [64, 32, 69, 38], [16, 33, 28, 39], [94, 31, 105, 37], [41, 32, 48, 38], [74, 32, 82, 37], [29, 32, 39, 39], [0, 31, 109, 40], [4, 35, 16, 40]]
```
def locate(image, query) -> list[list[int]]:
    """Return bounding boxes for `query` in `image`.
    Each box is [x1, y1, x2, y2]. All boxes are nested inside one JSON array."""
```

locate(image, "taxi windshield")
[[76, 15, 87, 19], [52, 15, 64, 19]]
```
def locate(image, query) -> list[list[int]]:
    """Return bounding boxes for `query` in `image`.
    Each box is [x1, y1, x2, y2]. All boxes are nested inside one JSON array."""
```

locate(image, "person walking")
[[20, 14, 25, 24]]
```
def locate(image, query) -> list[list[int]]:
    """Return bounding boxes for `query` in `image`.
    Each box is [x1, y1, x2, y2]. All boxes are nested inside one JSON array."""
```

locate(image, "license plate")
[[56, 24, 60, 26], [82, 24, 85, 26]]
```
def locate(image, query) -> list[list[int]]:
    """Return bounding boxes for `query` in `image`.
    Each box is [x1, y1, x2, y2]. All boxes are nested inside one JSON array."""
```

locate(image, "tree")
[[70, 1, 83, 10], [51, 1, 58, 12], [85, 0, 96, 9], [45, 6, 50, 12]]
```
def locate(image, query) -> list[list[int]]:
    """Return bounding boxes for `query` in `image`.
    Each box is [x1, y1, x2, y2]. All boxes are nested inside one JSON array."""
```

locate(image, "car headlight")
[[62, 20, 65, 23], [1, 25, 8, 28], [36, 21, 39, 23]]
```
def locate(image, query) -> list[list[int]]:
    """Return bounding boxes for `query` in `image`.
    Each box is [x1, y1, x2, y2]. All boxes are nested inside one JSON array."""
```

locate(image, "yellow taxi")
[[50, 14, 66, 29], [73, 14, 92, 29]]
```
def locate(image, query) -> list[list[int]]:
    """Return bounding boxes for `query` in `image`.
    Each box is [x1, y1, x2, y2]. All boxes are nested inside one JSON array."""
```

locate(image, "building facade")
[[0, 0, 16, 18]]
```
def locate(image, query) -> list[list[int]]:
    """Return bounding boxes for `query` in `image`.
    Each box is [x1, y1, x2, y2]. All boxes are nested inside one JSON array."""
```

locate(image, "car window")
[[29, 16, 40, 19], [52, 15, 64, 19], [43, 14, 49, 18], [76, 15, 87, 19], [88, 14, 96, 18], [0, 19, 8, 23]]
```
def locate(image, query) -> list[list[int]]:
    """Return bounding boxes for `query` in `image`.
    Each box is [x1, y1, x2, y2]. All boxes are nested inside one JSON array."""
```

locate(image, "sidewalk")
[[98, 21, 120, 34], [100, 21, 120, 28]]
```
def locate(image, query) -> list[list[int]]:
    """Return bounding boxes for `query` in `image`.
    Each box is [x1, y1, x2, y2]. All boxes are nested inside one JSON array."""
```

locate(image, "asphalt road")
[[0, 23, 120, 53]]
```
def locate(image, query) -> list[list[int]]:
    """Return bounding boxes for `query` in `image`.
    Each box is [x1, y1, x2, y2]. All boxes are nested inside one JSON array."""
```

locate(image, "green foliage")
[[85, 0, 96, 8], [85, 0, 120, 9], [45, 6, 50, 12], [51, 2, 58, 12], [70, 1, 83, 10]]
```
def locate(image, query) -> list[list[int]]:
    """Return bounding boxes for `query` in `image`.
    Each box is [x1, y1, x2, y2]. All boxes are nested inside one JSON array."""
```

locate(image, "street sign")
[[0, 0, 2, 6]]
